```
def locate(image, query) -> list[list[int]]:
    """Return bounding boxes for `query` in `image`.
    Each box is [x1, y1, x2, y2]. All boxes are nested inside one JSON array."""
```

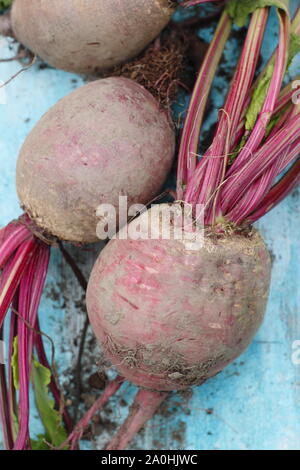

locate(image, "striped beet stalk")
[[176, 10, 232, 199], [180, 2, 299, 228], [184, 7, 270, 220], [0, 216, 73, 449]]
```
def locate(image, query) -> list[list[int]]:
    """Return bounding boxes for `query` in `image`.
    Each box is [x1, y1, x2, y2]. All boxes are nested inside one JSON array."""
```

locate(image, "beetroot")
[[10, 0, 175, 74], [16, 77, 174, 243], [87, 205, 271, 392], [7, 1, 224, 75]]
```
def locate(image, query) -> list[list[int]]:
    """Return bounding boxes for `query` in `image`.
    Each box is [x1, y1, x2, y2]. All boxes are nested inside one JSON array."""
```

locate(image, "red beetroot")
[[16, 77, 174, 243], [87, 205, 271, 392]]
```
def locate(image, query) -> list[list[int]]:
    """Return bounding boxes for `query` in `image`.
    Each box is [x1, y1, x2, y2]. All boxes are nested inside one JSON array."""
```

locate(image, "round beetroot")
[[86, 204, 271, 392], [11, 0, 175, 74], [16, 79, 175, 244]]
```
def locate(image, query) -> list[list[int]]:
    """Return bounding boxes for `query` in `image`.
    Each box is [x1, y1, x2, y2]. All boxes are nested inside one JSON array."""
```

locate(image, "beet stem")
[[176, 11, 231, 199], [58, 241, 89, 422], [222, 113, 300, 222], [60, 376, 124, 450], [225, 10, 290, 187], [7, 305, 18, 442], [58, 242, 87, 292], [0, 238, 37, 329], [0, 327, 14, 449], [106, 389, 168, 451], [193, 9, 269, 222], [0, 224, 30, 269], [248, 157, 300, 222], [14, 255, 37, 449]]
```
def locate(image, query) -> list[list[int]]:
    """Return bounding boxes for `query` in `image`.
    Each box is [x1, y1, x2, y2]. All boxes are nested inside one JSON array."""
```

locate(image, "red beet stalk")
[[0, 215, 73, 449]]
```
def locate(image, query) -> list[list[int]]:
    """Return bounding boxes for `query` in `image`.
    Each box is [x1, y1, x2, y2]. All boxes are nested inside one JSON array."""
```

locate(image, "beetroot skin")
[[11, 0, 174, 74], [86, 205, 272, 392], [16, 78, 175, 243]]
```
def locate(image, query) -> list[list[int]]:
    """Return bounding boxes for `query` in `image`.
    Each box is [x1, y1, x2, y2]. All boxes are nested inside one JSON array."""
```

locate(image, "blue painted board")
[[0, 3, 300, 450]]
